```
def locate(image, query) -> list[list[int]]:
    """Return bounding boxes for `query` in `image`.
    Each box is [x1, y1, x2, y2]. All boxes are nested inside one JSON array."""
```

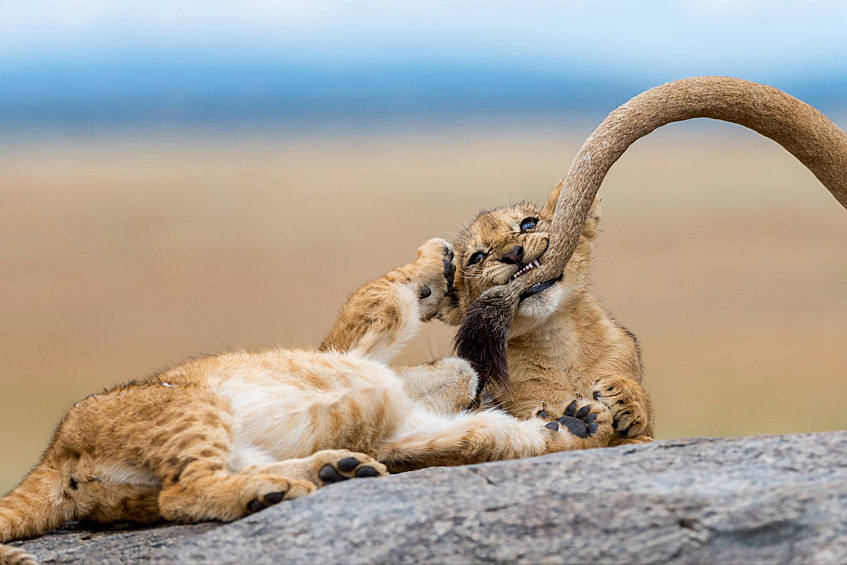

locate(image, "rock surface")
[[13, 432, 847, 564]]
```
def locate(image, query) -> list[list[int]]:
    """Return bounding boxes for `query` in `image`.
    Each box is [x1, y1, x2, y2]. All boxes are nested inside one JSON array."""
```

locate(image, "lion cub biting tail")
[[440, 182, 654, 446], [0, 238, 612, 565]]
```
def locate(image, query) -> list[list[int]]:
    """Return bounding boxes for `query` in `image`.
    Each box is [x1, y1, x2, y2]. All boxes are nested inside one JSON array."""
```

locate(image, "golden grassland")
[[1, 122, 845, 493]]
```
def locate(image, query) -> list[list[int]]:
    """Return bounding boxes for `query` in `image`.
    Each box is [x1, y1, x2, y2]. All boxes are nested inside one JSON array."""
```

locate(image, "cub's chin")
[[516, 280, 567, 320]]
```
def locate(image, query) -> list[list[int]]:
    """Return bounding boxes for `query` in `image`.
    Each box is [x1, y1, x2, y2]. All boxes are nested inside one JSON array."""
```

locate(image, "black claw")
[[443, 245, 454, 262], [545, 421, 560, 431], [263, 491, 285, 505], [419, 286, 432, 299], [593, 390, 601, 400], [355, 466, 381, 478], [443, 258, 455, 294], [564, 400, 578, 417], [337, 457, 360, 473], [536, 410, 548, 419], [247, 499, 269, 513], [576, 405, 591, 419], [318, 464, 349, 484], [558, 416, 588, 438]]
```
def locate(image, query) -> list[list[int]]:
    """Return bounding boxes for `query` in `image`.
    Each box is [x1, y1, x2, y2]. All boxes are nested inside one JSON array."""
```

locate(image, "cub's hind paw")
[[535, 398, 613, 445], [592, 375, 651, 439], [244, 476, 316, 514], [312, 450, 388, 486]]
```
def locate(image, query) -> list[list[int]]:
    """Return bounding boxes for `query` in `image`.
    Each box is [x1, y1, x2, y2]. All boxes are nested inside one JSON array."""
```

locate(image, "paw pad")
[[355, 466, 381, 478], [337, 457, 361, 473], [247, 490, 286, 513], [539, 399, 608, 439], [318, 458, 383, 484]]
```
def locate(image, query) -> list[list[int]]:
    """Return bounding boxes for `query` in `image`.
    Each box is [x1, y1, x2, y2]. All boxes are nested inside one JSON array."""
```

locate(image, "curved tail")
[[457, 76, 847, 391], [0, 464, 69, 565], [517, 75, 847, 294]]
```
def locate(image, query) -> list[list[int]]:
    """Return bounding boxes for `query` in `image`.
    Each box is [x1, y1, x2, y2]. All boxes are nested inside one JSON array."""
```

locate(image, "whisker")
[[457, 211, 470, 229], [447, 218, 467, 232]]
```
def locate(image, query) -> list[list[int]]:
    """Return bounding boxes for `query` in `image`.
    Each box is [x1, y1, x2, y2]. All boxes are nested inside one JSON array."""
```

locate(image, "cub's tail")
[[0, 463, 69, 565]]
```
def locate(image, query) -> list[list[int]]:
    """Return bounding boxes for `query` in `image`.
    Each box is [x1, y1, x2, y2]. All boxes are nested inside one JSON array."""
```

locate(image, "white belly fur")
[[209, 349, 409, 471]]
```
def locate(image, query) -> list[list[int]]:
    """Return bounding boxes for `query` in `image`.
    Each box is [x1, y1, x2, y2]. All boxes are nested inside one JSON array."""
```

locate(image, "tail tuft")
[[455, 285, 518, 401]]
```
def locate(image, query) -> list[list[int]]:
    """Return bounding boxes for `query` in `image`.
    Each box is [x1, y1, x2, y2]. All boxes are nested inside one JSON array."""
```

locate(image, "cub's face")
[[440, 181, 599, 330]]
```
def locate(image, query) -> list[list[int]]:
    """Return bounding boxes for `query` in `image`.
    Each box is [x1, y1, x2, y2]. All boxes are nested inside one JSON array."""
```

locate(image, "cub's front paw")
[[592, 375, 652, 439], [414, 238, 455, 319]]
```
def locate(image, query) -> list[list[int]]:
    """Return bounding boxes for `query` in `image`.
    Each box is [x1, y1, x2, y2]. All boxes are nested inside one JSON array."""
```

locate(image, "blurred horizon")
[[2, 0, 847, 134]]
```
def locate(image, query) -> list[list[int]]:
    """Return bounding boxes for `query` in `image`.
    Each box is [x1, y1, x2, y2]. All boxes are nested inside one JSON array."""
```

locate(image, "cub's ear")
[[541, 179, 601, 240], [541, 179, 564, 220], [582, 195, 602, 240]]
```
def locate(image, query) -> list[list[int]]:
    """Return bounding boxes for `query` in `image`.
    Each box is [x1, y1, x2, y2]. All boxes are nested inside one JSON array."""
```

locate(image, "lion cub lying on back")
[[0, 238, 613, 565], [441, 181, 655, 445]]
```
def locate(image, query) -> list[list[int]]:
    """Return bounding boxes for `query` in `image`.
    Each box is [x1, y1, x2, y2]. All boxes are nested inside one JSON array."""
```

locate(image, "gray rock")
[[13, 432, 847, 564]]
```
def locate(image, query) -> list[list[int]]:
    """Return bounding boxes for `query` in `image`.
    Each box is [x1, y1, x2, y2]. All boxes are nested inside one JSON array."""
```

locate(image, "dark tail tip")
[[454, 286, 518, 402]]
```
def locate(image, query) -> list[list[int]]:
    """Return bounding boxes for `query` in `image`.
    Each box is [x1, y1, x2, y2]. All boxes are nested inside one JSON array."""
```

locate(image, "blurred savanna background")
[[1, 0, 846, 493]]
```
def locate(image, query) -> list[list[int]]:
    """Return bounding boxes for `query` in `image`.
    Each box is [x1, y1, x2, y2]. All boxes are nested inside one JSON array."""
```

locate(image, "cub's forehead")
[[458, 203, 540, 248]]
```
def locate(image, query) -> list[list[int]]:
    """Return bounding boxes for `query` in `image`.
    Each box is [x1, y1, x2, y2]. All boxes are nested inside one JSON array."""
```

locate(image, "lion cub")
[[440, 181, 655, 445], [0, 238, 613, 565]]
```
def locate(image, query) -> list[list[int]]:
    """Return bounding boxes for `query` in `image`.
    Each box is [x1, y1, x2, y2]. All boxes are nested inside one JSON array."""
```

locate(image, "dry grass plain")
[[1, 122, 845, 493]]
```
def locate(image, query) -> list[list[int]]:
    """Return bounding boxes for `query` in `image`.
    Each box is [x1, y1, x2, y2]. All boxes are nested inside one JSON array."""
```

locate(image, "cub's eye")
[[467, 251, 486, 266], [520, 217, 539, 232]]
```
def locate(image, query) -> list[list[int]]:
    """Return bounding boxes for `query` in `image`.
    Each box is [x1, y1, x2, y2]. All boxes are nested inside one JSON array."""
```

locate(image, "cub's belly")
[[211, 350, 410, 469]]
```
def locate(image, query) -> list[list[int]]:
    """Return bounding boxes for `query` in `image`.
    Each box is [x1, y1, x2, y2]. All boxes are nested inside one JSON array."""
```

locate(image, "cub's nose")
[[500, 245, 524, 264]]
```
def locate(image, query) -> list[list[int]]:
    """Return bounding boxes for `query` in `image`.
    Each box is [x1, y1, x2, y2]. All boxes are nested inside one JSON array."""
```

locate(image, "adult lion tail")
[[521, 76, 847, 291], [0, 463, 69, 565], [457, 77, 847, 391]]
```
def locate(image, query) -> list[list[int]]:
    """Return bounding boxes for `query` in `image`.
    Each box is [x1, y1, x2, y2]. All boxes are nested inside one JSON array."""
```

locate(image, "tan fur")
[[509, 76, 847, 299], [442, 76, 847, 450], [443, 185, 654, 444], [0, 238, 611, 565]]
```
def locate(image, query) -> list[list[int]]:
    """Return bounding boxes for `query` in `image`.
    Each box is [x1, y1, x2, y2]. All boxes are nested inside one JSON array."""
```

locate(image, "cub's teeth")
[[511, 259, 541, 280]]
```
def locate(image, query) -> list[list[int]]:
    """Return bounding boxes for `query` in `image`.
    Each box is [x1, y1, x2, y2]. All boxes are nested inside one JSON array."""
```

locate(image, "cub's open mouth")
[[510, 259, 540, 281], [519, 275, 563, 301], [508, 257, 562, 301]]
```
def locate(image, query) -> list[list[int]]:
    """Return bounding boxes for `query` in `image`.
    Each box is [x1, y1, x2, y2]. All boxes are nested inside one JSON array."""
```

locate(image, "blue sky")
[[2, 1, 846, 128]]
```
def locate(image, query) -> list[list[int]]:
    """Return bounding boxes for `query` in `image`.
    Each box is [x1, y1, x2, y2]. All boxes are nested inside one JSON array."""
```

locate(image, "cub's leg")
[[320, 238, 455, 363], [144, 392, 315, 522], [158, 472, 316, 521], [394, 358, 478, 415], [591, 375, 655, 444], [244, 450, 388, 486], [375, 398, 613, 473]]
